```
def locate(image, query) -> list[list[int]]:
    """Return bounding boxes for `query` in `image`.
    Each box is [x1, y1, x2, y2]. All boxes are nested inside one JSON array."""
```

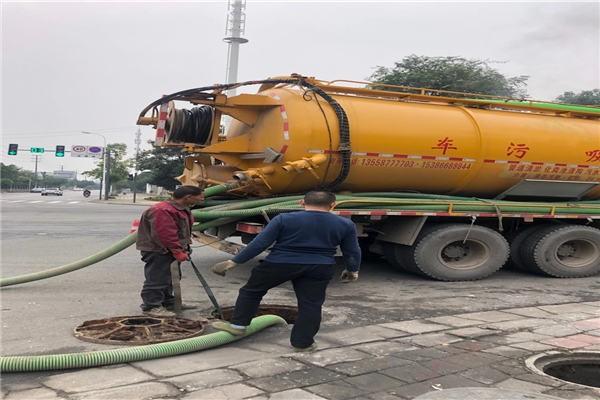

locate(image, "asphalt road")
[[2, 191, 600, 357]]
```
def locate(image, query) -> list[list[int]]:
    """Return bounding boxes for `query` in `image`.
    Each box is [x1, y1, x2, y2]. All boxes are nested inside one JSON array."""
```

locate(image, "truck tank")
[[145, 76, 600, 199], [137, 76, 600, 281]]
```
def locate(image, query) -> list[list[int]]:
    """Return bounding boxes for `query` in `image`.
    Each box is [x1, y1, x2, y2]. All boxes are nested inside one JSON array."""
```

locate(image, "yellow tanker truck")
[[137, 74, 600, 281]]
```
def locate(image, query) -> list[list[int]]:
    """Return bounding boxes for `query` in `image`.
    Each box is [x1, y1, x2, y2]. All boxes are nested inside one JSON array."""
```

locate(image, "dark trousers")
[[140, 251, 177, 311], [231, 262, 334, 348]]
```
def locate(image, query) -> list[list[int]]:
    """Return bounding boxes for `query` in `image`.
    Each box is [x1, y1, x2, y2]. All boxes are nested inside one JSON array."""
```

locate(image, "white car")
[[41, 188, 63, 196], [30, 187, 44, 193]]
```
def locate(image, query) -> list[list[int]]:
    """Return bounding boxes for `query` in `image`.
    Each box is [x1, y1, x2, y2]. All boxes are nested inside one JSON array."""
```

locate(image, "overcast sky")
[[2, 0, 599, 176]]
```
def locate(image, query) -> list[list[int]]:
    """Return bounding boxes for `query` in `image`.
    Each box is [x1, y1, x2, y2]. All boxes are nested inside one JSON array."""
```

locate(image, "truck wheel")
[[410, 224, 509, 281], [508, 225, 549, 270], [521, 225, 600, 278], [383, 242, 425, 276]]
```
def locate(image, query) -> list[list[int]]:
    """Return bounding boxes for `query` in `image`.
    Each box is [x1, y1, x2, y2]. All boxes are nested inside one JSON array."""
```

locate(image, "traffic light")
[[55, 145, 65, 157], [30, 147, 45, 154], [8, 143, 18, 155]]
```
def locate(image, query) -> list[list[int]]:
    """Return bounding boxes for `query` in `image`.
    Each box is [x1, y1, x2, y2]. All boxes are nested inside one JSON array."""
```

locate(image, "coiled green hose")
[[0, 315, 286, 372]]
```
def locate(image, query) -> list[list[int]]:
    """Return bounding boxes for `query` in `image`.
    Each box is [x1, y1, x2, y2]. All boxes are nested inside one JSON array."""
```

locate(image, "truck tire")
[[520, 225, 600, 278], [409, 224, 509, 281], [383, 242, 425, 276], [508, 225, 549, 270]]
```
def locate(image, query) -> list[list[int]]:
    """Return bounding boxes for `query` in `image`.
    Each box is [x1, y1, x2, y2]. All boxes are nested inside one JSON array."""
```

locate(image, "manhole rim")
[[73, 315, 207, 345], [525, 350, 600, 390]]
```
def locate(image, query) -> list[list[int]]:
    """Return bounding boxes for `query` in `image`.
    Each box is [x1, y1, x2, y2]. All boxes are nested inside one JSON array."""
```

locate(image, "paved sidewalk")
[[3, 301, 600, 399]]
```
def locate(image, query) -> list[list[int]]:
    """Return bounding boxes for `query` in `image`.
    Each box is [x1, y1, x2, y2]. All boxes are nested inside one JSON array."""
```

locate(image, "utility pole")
[[224, 0, 248, 96], [133, 128, 141, 203], [33, 155, 39, 188], [104, 148, 110, 200]]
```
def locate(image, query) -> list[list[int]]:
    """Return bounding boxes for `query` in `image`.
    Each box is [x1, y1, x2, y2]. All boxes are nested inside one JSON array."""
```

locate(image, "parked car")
[[30, 187, 44, 193], [41, 188, 63, 196]]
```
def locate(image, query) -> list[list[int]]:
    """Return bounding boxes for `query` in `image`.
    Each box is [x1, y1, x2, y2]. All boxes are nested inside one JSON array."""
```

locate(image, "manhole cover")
[[526, 351, 600, 389], [212, 304, 298, 324], [74, 315, 207, 345]]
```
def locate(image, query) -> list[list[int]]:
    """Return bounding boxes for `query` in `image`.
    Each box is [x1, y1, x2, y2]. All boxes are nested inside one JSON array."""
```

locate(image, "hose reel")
[[166, 105, 214, 145]]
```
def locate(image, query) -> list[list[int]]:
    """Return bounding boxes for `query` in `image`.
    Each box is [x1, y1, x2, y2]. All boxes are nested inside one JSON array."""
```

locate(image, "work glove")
[[173, 251, 190, 263], [211, 260, 238, 276], [340, 270, 359, 283]]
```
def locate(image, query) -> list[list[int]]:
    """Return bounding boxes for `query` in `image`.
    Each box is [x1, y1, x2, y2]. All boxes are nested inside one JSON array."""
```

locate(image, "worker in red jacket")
[[136, 186, 204, 317]]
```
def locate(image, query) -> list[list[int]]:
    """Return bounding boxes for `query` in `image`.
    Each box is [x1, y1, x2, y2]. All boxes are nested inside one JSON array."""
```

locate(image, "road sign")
[[30, 147, 45, 154], [8, 143, 18, 155], [71, 145, 103, 158], [88, 146, 103, 157]]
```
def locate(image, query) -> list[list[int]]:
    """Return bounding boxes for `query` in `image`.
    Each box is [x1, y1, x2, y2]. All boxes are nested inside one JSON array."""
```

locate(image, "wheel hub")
[[557, 242, 576, 258], [442, 243, 469, 261], [555, 239, 600, 268], [438, 239, 490, 270]]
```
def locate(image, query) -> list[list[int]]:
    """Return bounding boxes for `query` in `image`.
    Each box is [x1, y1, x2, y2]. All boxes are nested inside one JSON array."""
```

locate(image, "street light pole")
[[81, 131, 107, 200], [133, 128, 142, 203]]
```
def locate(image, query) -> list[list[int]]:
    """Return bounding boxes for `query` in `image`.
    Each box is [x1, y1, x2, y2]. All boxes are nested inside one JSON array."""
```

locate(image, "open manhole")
[[74, 315, 207, 345], [212, 304, 298, 324], [526, 351, 600, 389]]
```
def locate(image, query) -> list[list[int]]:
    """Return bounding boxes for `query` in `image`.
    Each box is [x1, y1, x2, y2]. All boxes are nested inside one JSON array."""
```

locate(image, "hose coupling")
[[233, 166, 275, 190], [282, 154, 327, 180]]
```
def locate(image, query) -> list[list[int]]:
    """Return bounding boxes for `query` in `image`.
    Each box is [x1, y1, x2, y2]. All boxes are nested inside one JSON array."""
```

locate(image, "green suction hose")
[[3, 185, 599, 288], [0, 233, 137, 287], [202, 182, 240, 197], [0, 315, 286, 372]]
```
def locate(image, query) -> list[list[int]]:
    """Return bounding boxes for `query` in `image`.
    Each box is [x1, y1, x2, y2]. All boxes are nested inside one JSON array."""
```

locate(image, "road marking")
[[48, 201, 62, 204], [9, 200, 26, 203], [68, 201, 80, 204], [28, 200, 43, 203]]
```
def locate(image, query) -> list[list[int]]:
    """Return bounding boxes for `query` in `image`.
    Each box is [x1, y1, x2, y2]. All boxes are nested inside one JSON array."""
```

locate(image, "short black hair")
[[173, 185, 204, 199], [304, 191, 336, 207]]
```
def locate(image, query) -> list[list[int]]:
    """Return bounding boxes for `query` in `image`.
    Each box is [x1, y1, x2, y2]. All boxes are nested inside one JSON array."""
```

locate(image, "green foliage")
[[136, 143, 184, 191], [1, 163, 33, 188], [0, 178, 14, 188], [83, 143, 130, 188], [555, 89, 600, 105], [370, 55, 529, 97]]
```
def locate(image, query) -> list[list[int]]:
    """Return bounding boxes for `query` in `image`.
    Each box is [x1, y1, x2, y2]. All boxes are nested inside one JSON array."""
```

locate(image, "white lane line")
[[9, 200, 26, 203], [28, 200, 43, 203], [68, 201, 80, 204], [48, 201, 62, 204]]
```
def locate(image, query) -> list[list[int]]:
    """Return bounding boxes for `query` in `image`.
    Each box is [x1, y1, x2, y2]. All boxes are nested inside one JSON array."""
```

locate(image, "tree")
[[0, 163, 33, 188], [370, 55, 529, 97], [555, 89, 600, 105], [83, 143, 131, 191], [136, 143, 185, 191]]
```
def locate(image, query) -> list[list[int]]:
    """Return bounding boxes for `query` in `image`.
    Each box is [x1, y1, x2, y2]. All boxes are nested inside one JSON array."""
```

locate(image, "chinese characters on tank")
[[431, 137, 457, 155], [586, 149, 600, 163], [506, 142, 530, 159]]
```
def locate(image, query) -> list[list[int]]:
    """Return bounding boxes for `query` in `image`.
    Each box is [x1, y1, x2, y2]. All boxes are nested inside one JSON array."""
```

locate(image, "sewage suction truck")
[[136, 74, 600, 281]]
